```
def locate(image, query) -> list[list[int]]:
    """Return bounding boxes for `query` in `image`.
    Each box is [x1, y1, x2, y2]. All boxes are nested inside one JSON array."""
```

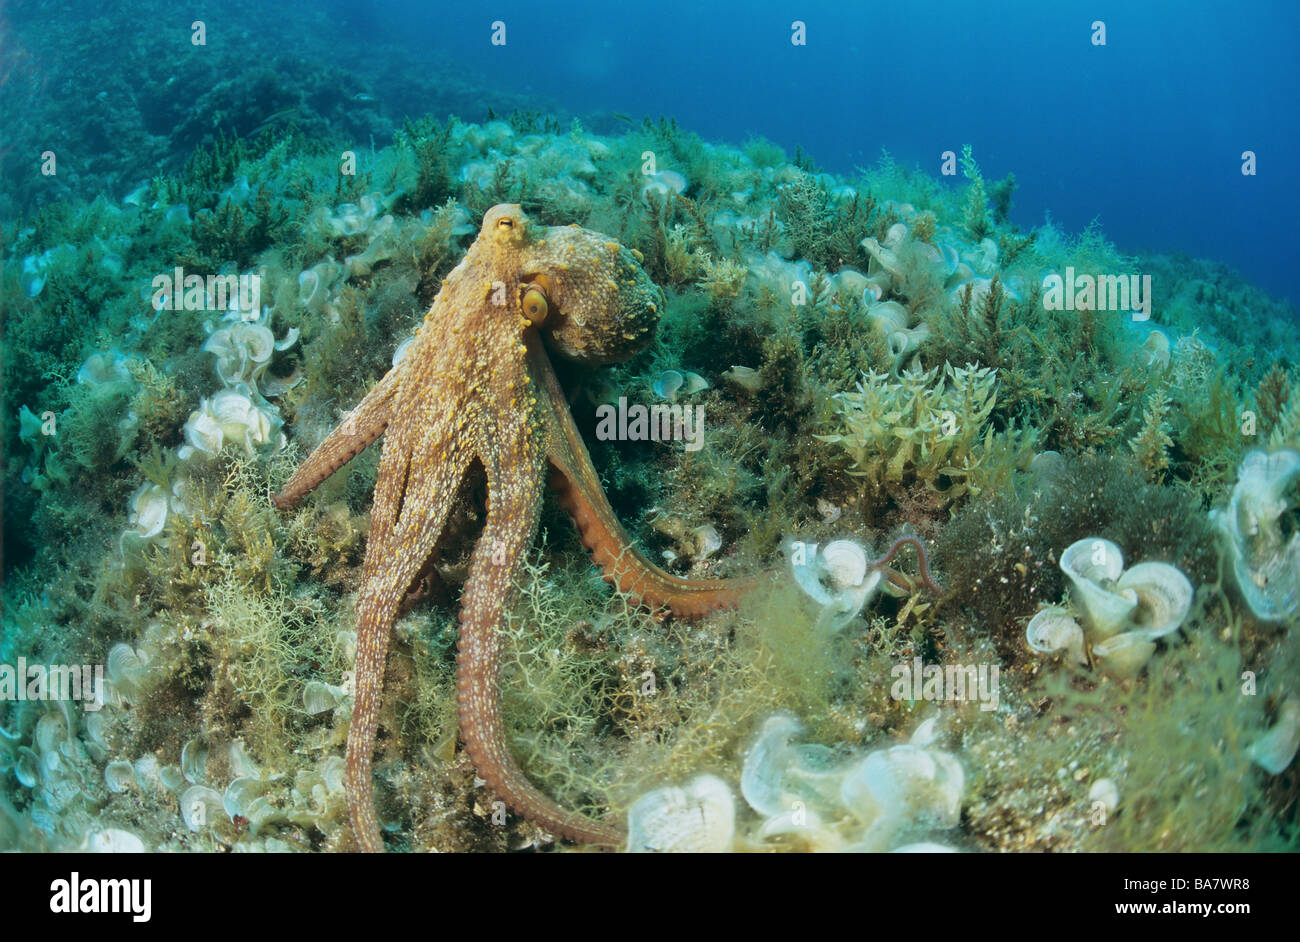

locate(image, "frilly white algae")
[[1033, 537, 1194, 676], [624, 713, 964, 852], [1212, 449, 1300, 622]]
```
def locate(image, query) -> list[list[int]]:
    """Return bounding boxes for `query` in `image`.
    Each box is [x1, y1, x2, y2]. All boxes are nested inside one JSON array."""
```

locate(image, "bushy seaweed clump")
[[469, 551, 786, 840], [776, 171, 877, 272], [957, 623, 1290, 851], [818, 362, 1014, 506], [937, 452, 1218, 654]]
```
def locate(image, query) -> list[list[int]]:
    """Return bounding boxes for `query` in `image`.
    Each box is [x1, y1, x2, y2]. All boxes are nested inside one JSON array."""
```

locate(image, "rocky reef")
[[2, 98, 1299, 853]]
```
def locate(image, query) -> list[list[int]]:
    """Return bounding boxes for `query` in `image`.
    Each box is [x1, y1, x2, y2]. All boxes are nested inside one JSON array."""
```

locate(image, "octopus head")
[[477, 204, 664, 366]]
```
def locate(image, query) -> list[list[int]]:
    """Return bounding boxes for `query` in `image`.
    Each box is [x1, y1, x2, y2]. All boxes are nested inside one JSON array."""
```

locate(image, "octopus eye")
[[521, 283, 549, 325], [497, 217, 515, 229]]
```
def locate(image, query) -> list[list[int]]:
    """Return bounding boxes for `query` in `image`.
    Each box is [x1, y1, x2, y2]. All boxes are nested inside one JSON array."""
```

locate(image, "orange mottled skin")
[[273, 205, 754, 851]]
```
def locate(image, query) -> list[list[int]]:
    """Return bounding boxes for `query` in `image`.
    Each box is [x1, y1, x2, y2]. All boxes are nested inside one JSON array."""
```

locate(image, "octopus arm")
[[525, 333, 758, 619], [272, 362, 405, 509], [345, 425, 468, 852], [455, 427, 626, 849]]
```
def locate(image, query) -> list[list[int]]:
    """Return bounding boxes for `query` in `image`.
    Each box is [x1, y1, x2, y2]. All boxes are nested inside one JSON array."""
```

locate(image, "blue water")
[[324, 0, 1300, 307]]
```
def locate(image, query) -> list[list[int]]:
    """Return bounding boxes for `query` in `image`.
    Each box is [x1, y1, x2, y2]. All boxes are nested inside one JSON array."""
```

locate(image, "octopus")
[[272, 205, 756, 851]]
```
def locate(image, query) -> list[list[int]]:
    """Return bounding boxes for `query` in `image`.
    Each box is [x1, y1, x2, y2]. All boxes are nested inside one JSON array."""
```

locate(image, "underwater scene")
[[2, 0, 1298, 858]]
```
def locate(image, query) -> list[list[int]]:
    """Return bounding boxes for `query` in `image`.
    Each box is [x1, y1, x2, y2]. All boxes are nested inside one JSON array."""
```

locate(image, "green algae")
[[2, 112, 1298, 854]]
